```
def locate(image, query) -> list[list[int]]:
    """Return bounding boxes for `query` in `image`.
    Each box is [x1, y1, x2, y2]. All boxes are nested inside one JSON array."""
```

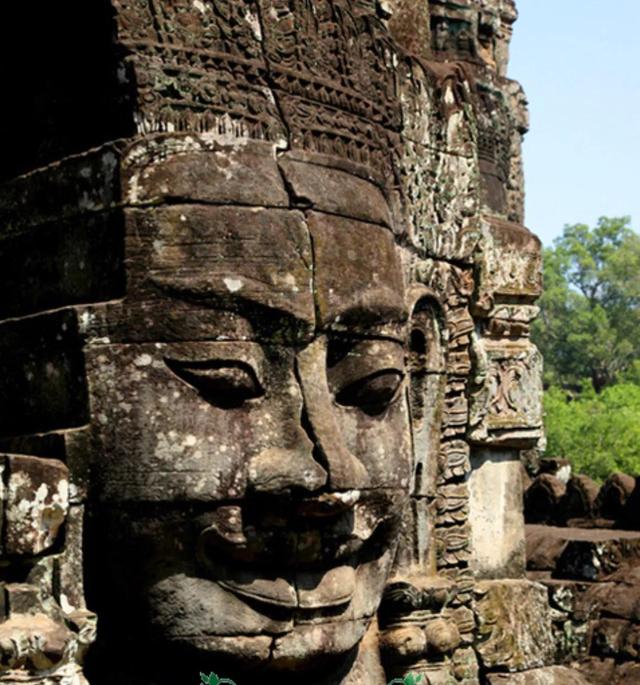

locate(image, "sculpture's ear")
[[406, 286, 448, 498]]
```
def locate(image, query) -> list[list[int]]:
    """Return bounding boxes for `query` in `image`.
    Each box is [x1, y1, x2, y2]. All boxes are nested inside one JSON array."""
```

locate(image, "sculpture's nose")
[[295, 339, 370, 491], [246, 338, 369, 495], [247, 443, 327, 494]]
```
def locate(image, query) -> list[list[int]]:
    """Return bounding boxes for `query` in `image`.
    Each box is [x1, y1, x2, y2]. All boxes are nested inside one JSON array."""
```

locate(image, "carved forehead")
[[129, 202, 406, 341], [116, 138, 407, 341], [123, 137, 393, 228], [130, 204, 315, 326]]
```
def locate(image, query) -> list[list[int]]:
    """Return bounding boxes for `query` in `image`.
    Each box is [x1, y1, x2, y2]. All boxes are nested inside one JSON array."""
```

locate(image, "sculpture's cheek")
[[335, 398, 413, 491], [85, 343, 304, 504]]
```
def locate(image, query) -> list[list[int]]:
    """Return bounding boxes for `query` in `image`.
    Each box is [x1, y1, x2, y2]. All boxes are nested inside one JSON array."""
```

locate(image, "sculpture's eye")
[[328, 338, 405, 416], [165, 359, 264, 409], [335, 370, 404, 416]]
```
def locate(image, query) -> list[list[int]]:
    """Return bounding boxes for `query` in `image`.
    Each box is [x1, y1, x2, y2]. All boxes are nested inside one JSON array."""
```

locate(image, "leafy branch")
[[388, 675, 423, 685], [200, 674, 237, 685]]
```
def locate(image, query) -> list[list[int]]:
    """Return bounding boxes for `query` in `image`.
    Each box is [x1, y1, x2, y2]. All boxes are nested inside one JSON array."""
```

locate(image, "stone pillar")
[[378, 2, 543, 684]]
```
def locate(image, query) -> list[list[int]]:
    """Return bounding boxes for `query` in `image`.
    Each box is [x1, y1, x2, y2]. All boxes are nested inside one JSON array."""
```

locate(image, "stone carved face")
[[85, 142, 413, 677]]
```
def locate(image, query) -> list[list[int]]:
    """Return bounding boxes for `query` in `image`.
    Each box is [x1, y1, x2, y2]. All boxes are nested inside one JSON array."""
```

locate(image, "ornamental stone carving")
[[0, 2, 548, 684]]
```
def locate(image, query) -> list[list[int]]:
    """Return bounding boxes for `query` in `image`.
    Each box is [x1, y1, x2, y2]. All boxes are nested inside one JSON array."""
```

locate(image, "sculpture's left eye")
[[165, 359, 264, 409], [328, 338, 405, 416], [335, 370, 404, 416]]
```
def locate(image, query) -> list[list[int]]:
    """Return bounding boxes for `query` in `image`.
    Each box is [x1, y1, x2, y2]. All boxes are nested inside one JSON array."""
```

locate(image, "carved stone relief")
[[0, 2, 547, 684]]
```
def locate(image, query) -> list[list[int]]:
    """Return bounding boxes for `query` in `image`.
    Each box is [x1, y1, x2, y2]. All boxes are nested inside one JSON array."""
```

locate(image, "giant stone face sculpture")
[[0, 1, 546, 684], [86, 147, 413, 680]]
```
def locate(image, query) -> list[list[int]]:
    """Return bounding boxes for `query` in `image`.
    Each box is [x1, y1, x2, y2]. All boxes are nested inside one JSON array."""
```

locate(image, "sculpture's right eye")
[[335, 370, 404, 415], [165, 359, 265, 409]]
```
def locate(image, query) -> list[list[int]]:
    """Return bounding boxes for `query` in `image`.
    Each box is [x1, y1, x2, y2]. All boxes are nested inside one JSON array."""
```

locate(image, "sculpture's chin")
[[268, 617, 371, 672], [166, 618, 370, 673], [144, 551, 394, 674]]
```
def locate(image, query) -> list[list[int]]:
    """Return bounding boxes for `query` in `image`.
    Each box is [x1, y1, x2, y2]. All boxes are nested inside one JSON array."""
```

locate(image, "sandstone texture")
[[0, 1, 554, 684], [521, 456, 640, 682]]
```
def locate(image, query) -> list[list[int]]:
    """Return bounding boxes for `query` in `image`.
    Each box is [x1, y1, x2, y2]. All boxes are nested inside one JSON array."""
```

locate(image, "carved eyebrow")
[[328, 340, 405, 391], [149, 280, 317, 342], [336, 300, 409, 324], [161, 283, 315, 321], [326, 288, 409, 331], [162, 341, 266, 379]]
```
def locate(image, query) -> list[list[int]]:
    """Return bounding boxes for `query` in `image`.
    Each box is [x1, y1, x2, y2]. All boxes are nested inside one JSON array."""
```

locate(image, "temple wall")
[[0, 2, 561, 684]]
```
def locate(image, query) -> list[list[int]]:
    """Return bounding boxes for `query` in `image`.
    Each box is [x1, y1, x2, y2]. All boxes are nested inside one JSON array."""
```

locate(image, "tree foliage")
[[533, 217, 640, 392], [544, 384, 640, 480]]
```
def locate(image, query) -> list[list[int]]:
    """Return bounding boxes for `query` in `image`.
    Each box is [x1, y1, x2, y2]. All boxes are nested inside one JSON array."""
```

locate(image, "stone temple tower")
[[0, 2, 557, 684]]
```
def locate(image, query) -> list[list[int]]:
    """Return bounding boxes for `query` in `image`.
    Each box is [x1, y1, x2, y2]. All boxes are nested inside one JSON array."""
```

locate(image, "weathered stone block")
[[92, 204, 318, 343], [0, 310, 89, 437], [526, 525, 571, 573], [385, 0, 431, 62], [0, 211, 125, 319], [595, 472, 636, 522], [2, 455, 69, 557], [590, 618, 630, 658], [620, 620, 640, 660], [539, 580, 592, 662], [56, 505, 87, 613], [308, 212, 405, 337], [0, 613, 73, 672], [576, 658, 615, 685], [555, 531, 640, 582], [618, 476, 640, 530], [475, 580, 555, 672], [469, 450, 525, 578], [486, 666, 593, 685], [279, 157, 392, 227], [452, 646, 480, 682], [525, 475, 567, 525], [615, 662, 640, 685], [403, 141, 480, 262], [474, 217, 542, 315], [125, 205, 315, 323], [0, 433, 66, 461], [486, 304, 540, 339], [0, 147, 120, 236], [588, 566, 640, 621], [122, 138, 289, 209], [561, 475, 600, 524], [4, 583, 44, 615], [469, 339, 543, 448]]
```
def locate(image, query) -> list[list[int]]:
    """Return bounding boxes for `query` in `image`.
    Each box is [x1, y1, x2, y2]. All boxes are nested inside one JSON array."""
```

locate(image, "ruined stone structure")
[[523, 462, 640, 684], [0, 2, 560, 684]]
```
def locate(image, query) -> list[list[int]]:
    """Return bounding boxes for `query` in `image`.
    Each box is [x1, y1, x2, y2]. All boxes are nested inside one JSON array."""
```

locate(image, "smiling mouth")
[[195, 490, 399, 611], [208, 561, 357, 610]]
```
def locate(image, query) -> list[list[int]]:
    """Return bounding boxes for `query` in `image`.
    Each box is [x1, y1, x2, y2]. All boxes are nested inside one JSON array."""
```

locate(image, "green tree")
[[533, 217, 640, 392], [544, 384, 640, 479]]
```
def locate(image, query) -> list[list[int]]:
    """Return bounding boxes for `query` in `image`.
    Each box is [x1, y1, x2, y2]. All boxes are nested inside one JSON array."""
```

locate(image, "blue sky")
[[509, 0, 640, 245]]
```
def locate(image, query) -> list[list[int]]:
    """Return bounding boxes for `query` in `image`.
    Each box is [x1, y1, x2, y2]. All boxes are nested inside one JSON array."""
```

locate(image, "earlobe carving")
[[406, 287, 448, 499]]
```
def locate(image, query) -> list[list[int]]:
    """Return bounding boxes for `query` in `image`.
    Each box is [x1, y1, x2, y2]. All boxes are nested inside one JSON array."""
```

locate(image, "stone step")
[[526, 525, 640, 581]]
